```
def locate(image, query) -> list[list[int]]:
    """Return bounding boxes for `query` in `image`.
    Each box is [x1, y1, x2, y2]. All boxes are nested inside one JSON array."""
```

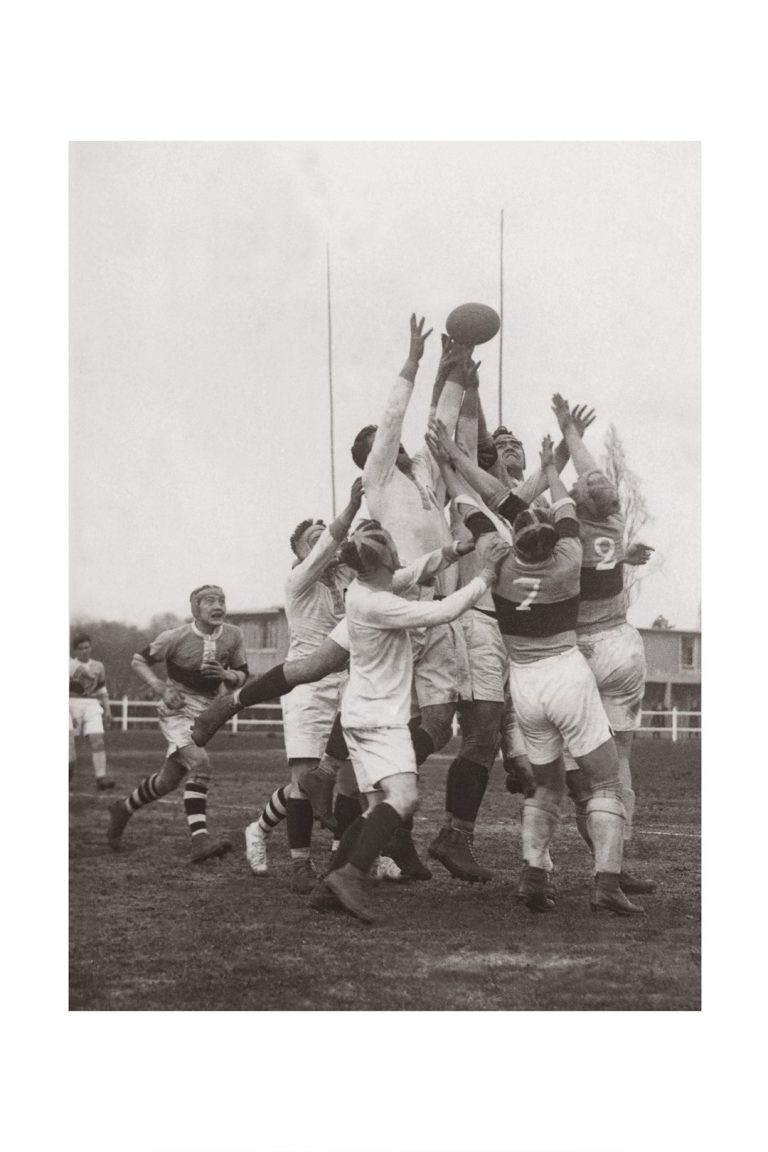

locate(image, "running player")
[[247, 480, 362, 893], [551, 394, 656, 894], [69, 633, 114, 790], [456, 436, 644, 916], [314, 521, 510, 923], [106, 585, 248, 864]]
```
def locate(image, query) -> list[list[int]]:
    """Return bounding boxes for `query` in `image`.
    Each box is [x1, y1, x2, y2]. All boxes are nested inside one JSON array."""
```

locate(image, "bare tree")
[[601, 423, 651, 604]]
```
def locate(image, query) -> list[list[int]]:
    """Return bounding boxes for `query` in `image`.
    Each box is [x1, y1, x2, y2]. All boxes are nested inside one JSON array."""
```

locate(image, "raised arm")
[[392, 539, 474, 593], [363, 315, 432, 488], [455, 357, 481, 460], [515, 401, 597, 501], [551, 393, 600, 477], [288, 480, 364, 596], [426, 416, 509, 506], [361, 537, 510, 631], [539, 434, 572, 507]]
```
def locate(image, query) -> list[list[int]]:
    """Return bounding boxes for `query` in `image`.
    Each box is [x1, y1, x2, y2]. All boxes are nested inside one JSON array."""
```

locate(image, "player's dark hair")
[[351, 425, 378, 469], [72, 632, 91, 649], [513, 510, 557, 563], [290, 518, 325, 556], [338, 539, 366, 573]]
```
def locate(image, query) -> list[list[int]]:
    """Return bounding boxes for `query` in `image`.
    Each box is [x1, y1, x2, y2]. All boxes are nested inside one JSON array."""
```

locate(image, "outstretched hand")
[[624, 542, 655, 567], [476, 533, 512, 581], [539, 434, 555, 470], [348, 477, 364, 512], [435, 334, 469, 385], [551, 393, 573, 431], [408, 314, 433, 364], [426, 416, 462, 465], [571, 403, 597, 437]]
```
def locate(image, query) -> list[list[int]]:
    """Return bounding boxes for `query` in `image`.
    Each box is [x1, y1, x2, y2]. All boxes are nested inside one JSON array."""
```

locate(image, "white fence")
[[109, 699, 701, 742]]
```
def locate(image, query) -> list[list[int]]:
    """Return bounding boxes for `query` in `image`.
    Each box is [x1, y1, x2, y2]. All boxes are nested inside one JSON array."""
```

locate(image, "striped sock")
[[184, 781, 209, 838], [126, 772, 163, 813], [257, 785, 289, 835]]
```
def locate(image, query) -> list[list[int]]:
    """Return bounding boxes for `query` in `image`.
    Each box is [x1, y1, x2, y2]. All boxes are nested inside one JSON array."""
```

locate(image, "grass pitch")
[[70, 731, 700, 1011]]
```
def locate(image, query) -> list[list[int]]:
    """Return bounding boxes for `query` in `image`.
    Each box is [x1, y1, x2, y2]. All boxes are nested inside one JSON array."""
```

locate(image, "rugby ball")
[[445, 302, 501, 346]]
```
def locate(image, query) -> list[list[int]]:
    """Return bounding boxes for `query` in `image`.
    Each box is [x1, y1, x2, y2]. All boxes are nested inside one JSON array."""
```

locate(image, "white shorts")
[[577, 623, 646, 732], [157, 691, 212, 755], [343, 725, 418, 794], [281, 671, 347, 760], [507, 647, 611, 766], [459, 610, 508, 703], [69, 697, 104, 736], [411, 620, 464, 708]]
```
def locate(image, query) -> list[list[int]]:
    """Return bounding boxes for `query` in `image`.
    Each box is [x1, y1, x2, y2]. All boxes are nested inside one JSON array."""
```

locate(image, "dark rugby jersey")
[[577, 492, 628, 631], [141, 622, 248, 698], [465, 505, 582, 664]]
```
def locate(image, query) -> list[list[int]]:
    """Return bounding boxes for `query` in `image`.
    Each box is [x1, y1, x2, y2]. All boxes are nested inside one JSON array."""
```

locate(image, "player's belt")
[[476, 607, 498, 619]]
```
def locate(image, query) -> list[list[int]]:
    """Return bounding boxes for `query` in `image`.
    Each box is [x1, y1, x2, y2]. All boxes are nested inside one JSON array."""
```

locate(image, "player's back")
[[493, 536, 582, 664], [577, 506, 628, 632], [341, 581, 415, 729]]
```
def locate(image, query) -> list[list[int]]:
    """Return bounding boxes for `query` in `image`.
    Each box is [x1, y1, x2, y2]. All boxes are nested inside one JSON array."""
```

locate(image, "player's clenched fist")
[[476, 533, 511, 583]]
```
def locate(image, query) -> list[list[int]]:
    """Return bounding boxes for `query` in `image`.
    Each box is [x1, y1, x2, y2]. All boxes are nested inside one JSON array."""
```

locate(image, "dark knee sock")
[[334, 793, 362, 839], [408, 717, 436, 766], [240, 665, 290, 707], [450, 757, 491, 823], [444, 757, 459, 814], [348, 804, 404, 874], [324, 713, 349, 760], [328, 814, 366, 871], [286, 797, 314, 852]]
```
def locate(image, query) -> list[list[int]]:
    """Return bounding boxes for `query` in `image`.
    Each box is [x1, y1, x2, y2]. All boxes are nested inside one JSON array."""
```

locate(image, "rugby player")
[[422, 396, 593, 882], [456, 436, 644, 916], [347, 315, 470, 877], [246, 480, 362, 893], [69, 633, 114, 790], [106, 585, 248, 864], [314, 520, 510, 923], [551, 394, 656, 894]]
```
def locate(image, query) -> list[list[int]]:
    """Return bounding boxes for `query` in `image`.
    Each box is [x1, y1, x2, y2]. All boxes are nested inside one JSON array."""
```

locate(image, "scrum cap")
[[340, 519, 399, 574], [189, 584, 225, 617]]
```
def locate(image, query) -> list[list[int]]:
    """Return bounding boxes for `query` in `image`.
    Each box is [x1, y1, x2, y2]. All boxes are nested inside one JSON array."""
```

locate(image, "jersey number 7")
[[514, 577, 542, 611]]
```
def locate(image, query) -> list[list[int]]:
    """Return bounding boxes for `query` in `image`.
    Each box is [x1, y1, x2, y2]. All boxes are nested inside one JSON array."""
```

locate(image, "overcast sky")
[[70, 141, 699, 630]]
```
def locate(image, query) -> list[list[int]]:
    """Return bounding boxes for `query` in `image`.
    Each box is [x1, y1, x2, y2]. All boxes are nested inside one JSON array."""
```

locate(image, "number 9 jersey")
[[577, 498, 627, 631]]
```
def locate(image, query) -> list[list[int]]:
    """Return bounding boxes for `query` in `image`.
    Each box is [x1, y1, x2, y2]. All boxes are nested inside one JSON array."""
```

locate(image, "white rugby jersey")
[[341, 573, 489, 730], [69, 658, 107, 698], [363, 375, 463, 596], [285, 527, 352, 660]]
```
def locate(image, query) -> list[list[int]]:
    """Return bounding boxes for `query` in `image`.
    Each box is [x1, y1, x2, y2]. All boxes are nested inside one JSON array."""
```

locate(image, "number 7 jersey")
[[491, 508, 583, 665]]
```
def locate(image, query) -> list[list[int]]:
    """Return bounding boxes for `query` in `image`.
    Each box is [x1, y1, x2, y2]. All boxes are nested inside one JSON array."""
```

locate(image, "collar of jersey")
[[192, 621, 224, 641]]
